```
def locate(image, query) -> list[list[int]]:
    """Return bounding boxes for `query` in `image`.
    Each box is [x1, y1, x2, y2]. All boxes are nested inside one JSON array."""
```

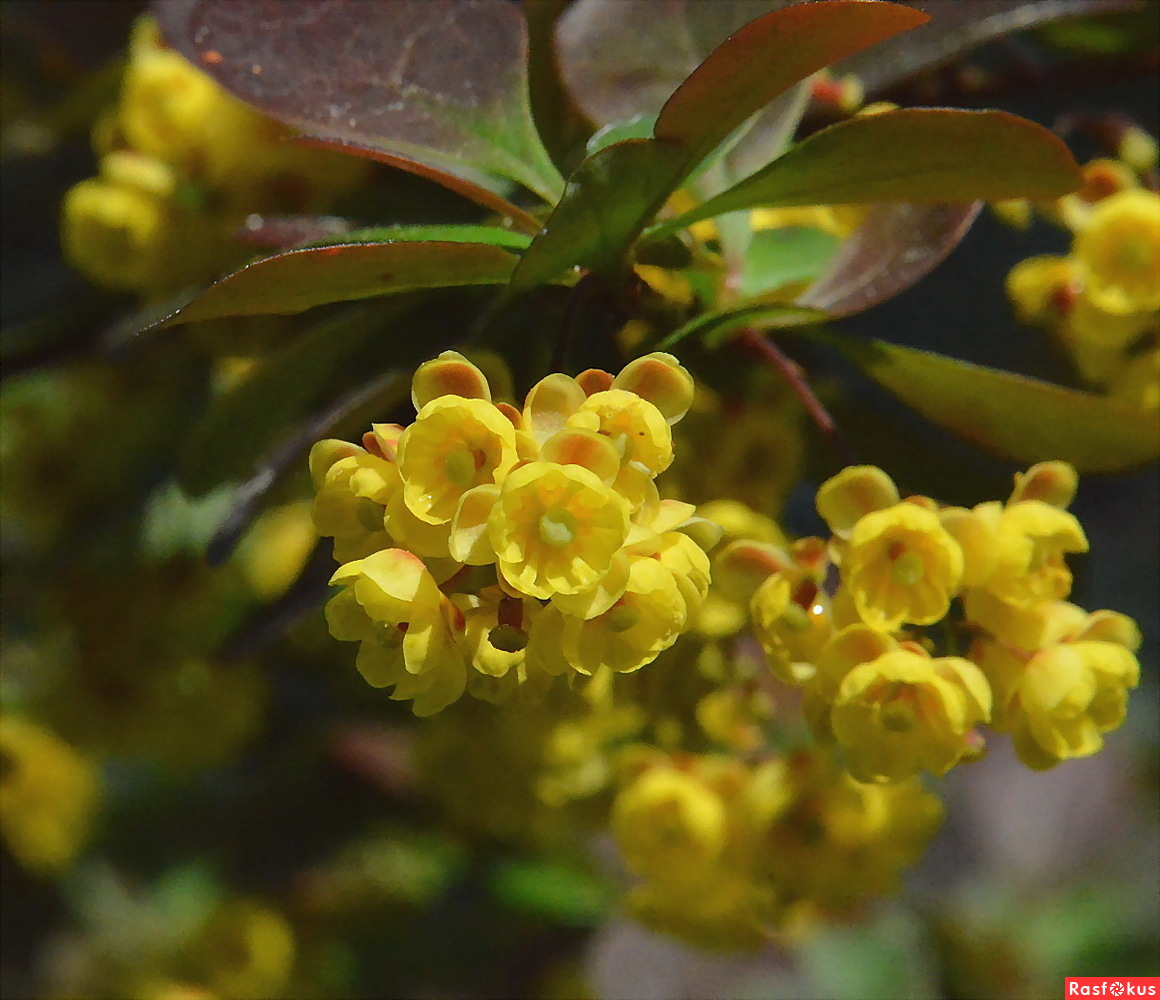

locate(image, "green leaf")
[[155, 0, 564, 201], [513, 1, 928, 290], [740, 226, 841, 299], [509, 139, 688, 290], [657, 302, 828, 351], [488, 857, 614, 928], [154, 242, 520, 328], [585, 113, 658, 156], [656, 109, 1082, 236], [654, 1, 928, 169], [300, 225, 533, 253], [813, 333, 1160, 472]]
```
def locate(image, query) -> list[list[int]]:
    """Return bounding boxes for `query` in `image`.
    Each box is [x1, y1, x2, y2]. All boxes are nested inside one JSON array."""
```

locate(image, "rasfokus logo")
[[1066, 978, 1160, 996]]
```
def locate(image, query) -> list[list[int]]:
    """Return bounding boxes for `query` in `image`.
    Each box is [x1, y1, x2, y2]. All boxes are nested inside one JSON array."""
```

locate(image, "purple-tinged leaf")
[[235, 214, 355, 249], [655, 109, 1081, 236], [654, 1, 928, 168], [816, 333, 1160, 472], [834, 0, 1144, 96], [153, 242, 519, 328], [153, 0, 564, 201], [290, 136, 544, 235], [556, 0, 806, 189], [797, 202, 980, 317], [556, 0, 788, 127]]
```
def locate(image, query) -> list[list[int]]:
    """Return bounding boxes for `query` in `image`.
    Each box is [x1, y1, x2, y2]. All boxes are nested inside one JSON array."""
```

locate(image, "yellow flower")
[[567, 389, 673, 474], [750, 570, 832, 685], [760, 750, 943, 911], [1005, 255, 1078, 327], [0, 715, 99, 874], [1107, 344, 1160, 410], [396, 396, 518, 524], [191, 899, 295, 1000], [1073, 189, 1160, 314], [982, 500, 1088, 607], [452, 587, 546, 688], [972, 604, 1140, 769], [830, 649, 991, 782], [326, 549, 467, 716], [310, 441, 397, 563], [488, 461, 630, 600], [1052, 157, 1140, 233], [611, 764, 728, 887], [842, 502, 964, 630], [554, 556, 689, 675]]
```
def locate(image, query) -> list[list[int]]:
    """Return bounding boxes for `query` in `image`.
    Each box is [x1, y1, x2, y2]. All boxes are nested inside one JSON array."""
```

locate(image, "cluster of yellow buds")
[[610, 746, 942, 949], [310, 351, 718, 716], [0, 714, 99, 875], [61, 16, 365, 297], [1005, 152, 1159, 409], [748, 462, 1140, 776]]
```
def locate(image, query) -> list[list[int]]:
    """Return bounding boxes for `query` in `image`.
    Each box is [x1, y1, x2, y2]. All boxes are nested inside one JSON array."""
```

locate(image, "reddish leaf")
[[153, 0, 564, 200], [556, 0, 788, 127], [556, 0, 805, 189], [654, 1, 928, 167], [235, 214, 355, 248], [818, 333, 1160, 472], [290, 136, 544, 235], [796, 202, 981, 317], [155, 242, 519, 327]]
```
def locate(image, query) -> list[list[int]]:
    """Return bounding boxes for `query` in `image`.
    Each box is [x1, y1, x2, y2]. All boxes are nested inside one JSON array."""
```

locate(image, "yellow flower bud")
[[612, 352, 696, 425], [1009, 461, 1078, 508], [410, 350, 492, 411], [816, 465, 901, 536]]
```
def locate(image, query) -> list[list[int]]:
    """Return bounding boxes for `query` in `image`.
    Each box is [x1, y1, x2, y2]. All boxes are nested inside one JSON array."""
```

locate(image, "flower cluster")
[[747, 462, 1140, 776], [311, 351, 717, 715], [610, 746, 942, 949], [1005, 153, 1159, 410], [60, 15, 365, 297]]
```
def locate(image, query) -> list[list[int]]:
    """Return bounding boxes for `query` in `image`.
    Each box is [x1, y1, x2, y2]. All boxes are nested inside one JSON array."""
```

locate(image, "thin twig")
[[736, 327, 853, 468]]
